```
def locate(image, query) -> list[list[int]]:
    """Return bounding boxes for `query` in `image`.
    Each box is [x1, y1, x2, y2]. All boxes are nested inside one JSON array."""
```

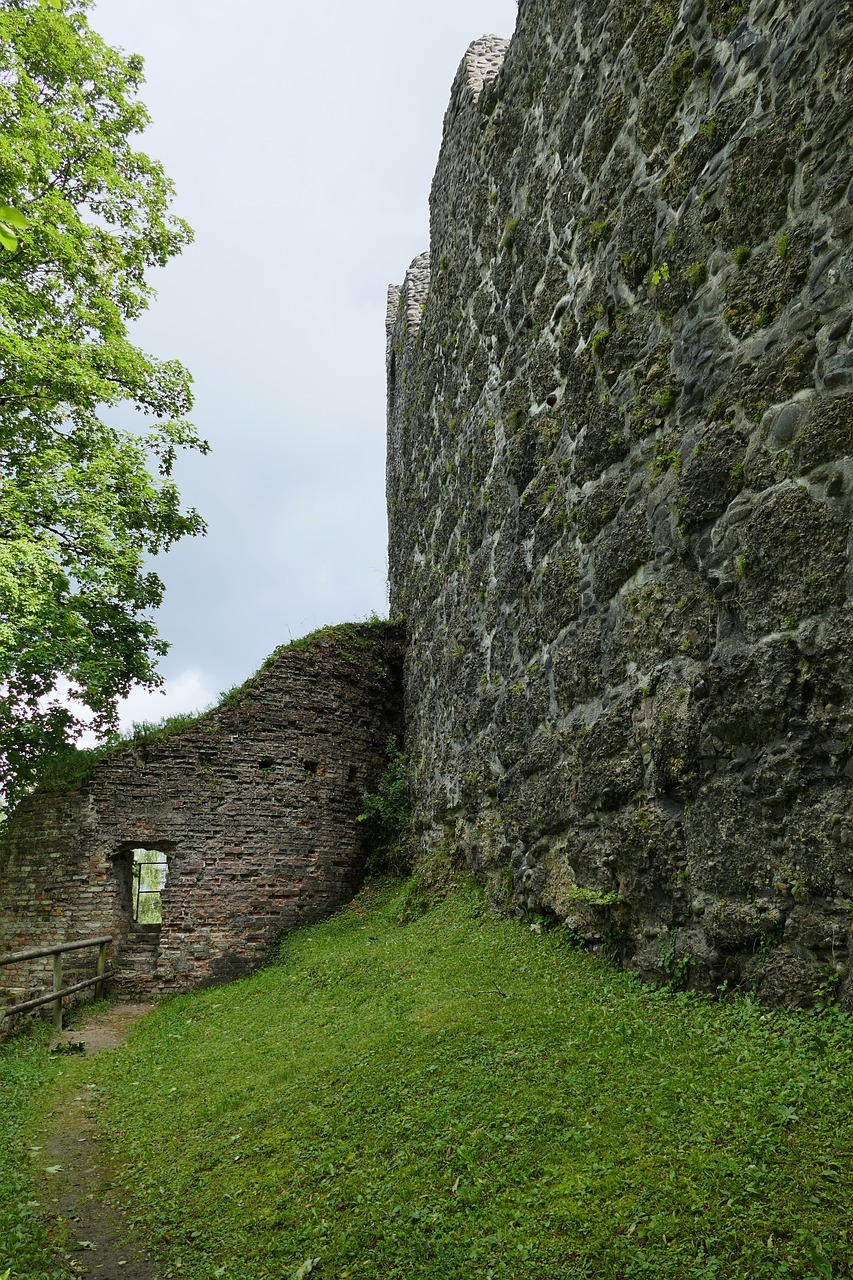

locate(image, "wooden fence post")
[[1, 935, 113, 1025], [95, 940, 107, 1001], [52, 951, 63, 1032]]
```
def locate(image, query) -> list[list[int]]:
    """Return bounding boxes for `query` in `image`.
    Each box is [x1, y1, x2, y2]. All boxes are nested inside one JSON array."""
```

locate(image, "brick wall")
[[0, 622, 404, 1002]]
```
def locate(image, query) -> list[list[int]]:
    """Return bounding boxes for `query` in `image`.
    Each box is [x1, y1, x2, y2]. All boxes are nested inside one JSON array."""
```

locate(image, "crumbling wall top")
[[460, 35, 511, 102]]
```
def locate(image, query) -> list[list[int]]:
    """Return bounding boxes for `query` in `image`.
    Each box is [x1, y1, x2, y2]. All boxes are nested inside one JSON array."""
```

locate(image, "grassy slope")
[[0, 1022, 65, 1279], [65, 880, 853, 1280], [3, 882, 852, 1280]]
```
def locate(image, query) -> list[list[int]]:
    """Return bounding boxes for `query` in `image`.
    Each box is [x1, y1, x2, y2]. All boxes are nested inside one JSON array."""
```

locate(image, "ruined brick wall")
[[387, 0, 853, 1007], [0, 623, 404, 999]]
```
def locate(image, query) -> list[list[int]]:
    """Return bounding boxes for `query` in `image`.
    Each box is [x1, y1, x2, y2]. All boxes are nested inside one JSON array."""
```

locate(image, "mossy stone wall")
[[386, 0, 853, 1007]]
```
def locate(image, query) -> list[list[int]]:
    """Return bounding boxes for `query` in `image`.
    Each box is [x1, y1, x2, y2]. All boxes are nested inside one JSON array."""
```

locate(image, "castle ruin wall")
[[387, 0, 853, 1008], [0, 623, 403, 1002]]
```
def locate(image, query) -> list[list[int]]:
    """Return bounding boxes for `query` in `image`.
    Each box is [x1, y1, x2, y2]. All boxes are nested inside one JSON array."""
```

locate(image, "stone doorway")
[[113, 843, 173, 993], [131, 847, 169, 924]]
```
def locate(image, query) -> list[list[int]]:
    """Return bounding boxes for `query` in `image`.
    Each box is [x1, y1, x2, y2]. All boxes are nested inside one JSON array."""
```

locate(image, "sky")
[[83, 0, 519, 732]]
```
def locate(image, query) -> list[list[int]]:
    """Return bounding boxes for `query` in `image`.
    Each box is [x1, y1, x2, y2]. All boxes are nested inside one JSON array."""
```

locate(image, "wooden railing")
[[0, 935, 112, 1031]]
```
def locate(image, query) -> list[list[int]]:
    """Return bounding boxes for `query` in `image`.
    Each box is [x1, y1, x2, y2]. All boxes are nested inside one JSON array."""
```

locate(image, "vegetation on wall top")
[[27, 619, 401, 798]]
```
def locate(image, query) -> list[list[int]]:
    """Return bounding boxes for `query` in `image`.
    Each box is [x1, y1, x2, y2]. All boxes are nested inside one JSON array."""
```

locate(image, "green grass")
[[53, 881, 853, 1280], [0, 1022, 65, 1279]]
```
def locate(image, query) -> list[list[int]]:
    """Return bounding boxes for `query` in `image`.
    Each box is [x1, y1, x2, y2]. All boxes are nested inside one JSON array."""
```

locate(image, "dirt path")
[[35, 1002, 160, 1280]]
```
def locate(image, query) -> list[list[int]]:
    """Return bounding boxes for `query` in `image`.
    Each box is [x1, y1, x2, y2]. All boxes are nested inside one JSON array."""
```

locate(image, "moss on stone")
[[707, 0, 750, 38], [790, 394, 853, 472], [386, 0, 853, 1010], [632, 0, 679, 76], [723, 229, 811, 338]]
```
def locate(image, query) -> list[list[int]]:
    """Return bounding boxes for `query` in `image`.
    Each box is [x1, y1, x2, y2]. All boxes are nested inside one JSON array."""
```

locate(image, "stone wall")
[[387, 0, 853, 1007], [0, 623, 403, 1001]]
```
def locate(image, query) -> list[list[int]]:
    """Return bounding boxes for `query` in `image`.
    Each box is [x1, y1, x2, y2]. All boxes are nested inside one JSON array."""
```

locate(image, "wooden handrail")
[[0, 934, 113, 1030], [4, 972, 115, 1017], [0, 935, 113, 967]]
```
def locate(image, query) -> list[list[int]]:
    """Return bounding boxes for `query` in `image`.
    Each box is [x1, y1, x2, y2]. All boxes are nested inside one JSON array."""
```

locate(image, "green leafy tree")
[[0, 0, 61, 252], [0, 0, 208, 801], [0, 203, 25, 251]]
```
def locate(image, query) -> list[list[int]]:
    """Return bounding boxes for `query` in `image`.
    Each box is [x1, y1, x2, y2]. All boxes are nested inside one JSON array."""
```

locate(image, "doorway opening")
[[131, 847, 170, 924]]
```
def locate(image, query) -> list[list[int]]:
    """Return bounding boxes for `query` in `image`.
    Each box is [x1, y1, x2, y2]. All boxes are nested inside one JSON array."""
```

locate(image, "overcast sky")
[[86, 0, 519, 731]]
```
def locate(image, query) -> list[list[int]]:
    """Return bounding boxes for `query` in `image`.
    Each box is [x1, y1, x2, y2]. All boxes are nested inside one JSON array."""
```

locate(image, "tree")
[[0, 0, 208, 802], [0, 0, 58, 250], [0, 204, 25, 252]]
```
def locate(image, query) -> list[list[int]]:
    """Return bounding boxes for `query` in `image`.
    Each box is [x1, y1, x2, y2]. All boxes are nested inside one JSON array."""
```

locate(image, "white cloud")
[[116, 668, 217, 735]]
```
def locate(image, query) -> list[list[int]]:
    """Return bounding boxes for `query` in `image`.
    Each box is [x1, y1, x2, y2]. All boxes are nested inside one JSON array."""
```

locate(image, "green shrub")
[[357, 737, 410, 875]]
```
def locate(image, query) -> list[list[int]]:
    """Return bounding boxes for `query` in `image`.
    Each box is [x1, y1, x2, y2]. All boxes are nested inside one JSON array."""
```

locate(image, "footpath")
[[35, 1003, 158, 1280]]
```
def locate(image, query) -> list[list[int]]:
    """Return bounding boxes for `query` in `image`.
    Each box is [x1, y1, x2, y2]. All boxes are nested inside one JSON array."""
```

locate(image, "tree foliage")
[[0, 0, 207, 801], [0, 203, 25, 252]]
